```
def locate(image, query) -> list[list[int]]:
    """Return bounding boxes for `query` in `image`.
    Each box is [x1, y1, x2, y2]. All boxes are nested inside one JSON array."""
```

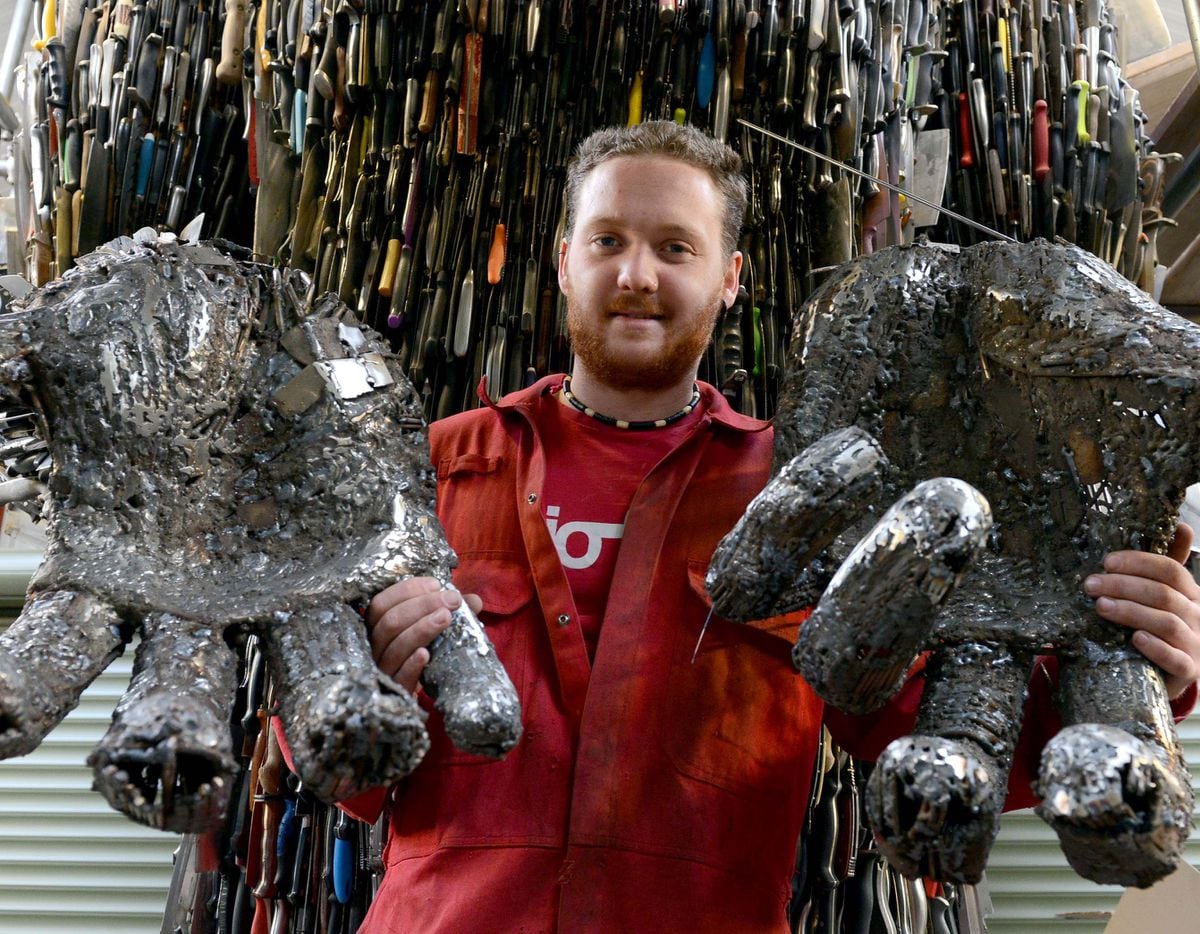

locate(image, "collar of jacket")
[[474, 375, 773, 434]]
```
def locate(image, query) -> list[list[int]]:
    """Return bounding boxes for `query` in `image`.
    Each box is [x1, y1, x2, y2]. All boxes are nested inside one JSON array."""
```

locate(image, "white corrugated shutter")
[[0, 551, 179, 934]]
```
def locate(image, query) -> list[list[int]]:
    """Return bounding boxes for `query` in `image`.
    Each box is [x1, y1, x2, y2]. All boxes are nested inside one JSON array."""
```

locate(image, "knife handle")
[[697, 30, 716, 108], [54, 186, 72, 271], [217, 0, 247, 85], [388, 247, 414, 329], [730, 18, 747, 100], [36, 0, 59, 49], [957, 92, 974, 168], [519, 258, 536, 336], [987, 147, 1007, 220], [713, 66, 730, 140], [418, 68, 439, 134], [379, 237, 401, 298], [453, 269, 475, 358], [134, 131, 155, 198], [63, 119, 83, 189], [71, 188, 83, 257], [331, 811, 354, 903], [1033, 99, 1049, 182], [133, 33, 163, 107], [845, 849, 878, 934], [487, 223, 506, 284], [627, 70, 643, 125], [403, 75, 419, 148], [1070, 79, 1090, 147]]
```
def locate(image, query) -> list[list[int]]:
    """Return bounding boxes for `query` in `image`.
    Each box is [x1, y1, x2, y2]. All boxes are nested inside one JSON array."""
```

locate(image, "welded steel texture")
[[708, 237, 1199, 887], [0, 234, 521, 833]]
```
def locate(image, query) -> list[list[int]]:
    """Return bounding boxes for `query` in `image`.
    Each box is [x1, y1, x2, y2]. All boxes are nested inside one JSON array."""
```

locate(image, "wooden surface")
[[1129, 44, 1200, 135]]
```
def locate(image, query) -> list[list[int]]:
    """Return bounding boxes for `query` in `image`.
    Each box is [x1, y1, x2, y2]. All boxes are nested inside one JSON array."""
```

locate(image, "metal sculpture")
[[708, 238, 1199, 888], [0, 234, 521, 833]]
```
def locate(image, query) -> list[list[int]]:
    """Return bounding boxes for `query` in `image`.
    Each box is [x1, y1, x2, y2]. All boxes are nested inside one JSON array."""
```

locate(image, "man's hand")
[[1085, 523, 1200, 699], [367, 578, 484, 693]]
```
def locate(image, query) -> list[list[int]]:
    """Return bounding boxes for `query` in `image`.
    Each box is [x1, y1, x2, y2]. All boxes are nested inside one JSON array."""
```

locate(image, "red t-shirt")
[[538, 383, 703, 658]]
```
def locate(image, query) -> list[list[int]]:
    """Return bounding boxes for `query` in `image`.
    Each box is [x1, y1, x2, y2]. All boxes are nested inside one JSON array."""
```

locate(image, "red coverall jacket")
[[345, 376, 1195, 933], [352, 377, 831, 933]]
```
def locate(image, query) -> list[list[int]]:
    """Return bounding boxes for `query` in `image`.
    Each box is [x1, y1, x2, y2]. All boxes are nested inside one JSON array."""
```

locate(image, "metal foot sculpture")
[[0, 234, 522, 832], [708, 239, 1198, 887]]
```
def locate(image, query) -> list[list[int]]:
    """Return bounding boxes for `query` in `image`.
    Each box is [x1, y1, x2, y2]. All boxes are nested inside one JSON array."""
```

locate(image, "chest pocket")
[[436, 454, 526, 559], [663, 560, 819, 795]]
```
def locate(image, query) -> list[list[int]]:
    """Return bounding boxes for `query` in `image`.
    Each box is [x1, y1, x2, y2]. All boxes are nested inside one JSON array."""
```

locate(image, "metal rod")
[[1183, 0, 1200, 82], [737, 119, 1017, 244], [0, 0, 36, 102]]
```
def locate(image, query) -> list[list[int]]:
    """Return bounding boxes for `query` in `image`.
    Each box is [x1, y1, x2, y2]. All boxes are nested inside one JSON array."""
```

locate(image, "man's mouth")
[[606, 301, 663, 320]]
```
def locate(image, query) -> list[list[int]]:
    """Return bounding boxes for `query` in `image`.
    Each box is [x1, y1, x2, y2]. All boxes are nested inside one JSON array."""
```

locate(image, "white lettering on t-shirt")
[[545, 505, 624, 570]]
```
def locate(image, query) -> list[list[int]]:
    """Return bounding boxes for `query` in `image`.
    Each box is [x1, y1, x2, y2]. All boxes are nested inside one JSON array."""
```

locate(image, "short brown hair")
[[564, 121, 748, 257]]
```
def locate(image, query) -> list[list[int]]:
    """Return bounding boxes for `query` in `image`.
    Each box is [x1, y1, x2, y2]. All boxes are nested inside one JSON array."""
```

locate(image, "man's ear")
[[557, 239, 571, 295], [722, 251, 743, 309]]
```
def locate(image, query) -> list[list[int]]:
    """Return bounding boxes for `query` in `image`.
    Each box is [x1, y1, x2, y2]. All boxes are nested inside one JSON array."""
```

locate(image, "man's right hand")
[[367, 578, 485, 693]]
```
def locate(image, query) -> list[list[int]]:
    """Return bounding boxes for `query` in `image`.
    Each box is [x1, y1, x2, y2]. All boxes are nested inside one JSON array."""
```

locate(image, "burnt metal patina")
[[708, 238, 1199, 888], [0, 234, 521, 833]]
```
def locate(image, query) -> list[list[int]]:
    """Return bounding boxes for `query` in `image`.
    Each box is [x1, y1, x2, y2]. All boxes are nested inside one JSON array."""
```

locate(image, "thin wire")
[[692, 606, 716, 663], [737, 119, 1017, 244]]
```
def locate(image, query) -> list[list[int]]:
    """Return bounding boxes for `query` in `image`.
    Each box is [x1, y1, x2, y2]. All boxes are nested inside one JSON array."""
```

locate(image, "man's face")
[[558, 154, 742, 391]]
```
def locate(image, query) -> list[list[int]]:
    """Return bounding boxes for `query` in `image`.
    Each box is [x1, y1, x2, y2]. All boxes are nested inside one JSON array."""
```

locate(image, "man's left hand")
[[1085, 522, 1200, 700]]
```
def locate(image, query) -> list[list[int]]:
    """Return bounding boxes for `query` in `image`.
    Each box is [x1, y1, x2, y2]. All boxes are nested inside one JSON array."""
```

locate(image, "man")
[[358, 121, 1200, 932]]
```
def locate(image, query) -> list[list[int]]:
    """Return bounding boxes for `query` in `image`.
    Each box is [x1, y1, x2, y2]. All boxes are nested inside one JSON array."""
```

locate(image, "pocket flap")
[[453, 557, 536, 617], [438, 453, 503, 479]]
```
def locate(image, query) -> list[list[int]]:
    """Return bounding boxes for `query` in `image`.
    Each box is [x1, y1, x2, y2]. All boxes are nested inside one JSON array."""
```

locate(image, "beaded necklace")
[[560, 375, 701, 430]]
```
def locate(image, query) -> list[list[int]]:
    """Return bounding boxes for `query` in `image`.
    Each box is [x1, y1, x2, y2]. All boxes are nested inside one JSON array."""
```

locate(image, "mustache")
[[605, 296, 662, 316]]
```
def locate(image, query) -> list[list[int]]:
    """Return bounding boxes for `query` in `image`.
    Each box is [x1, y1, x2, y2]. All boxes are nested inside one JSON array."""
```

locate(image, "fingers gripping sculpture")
[[708, 239, 1198, 888], [0, 236, 521, 832]]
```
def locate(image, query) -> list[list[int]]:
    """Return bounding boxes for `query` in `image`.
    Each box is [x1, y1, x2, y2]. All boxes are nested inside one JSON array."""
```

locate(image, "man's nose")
[[616, 244, 658, 292]]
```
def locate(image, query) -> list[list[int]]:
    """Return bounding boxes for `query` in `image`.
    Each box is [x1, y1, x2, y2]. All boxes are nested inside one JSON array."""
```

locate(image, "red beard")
[[566, 292, 723, 391]]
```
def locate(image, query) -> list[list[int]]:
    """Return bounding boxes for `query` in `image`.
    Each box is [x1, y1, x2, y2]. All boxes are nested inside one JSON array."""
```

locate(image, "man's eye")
[[594, 236, 619, 248], [663, 243, 691, 255]]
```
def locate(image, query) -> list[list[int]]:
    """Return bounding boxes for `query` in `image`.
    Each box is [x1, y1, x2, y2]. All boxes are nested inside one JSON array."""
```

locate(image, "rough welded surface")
[[89, 610, 239, 830], [708, 239, 1200, 886], [1037, 721, 1192, 887], [0, 590, 125, 752], [422, 603, 525, 757], [706, 426, 886, 622], [867, 640, 1031, 881], [1037, 640, 1194, 887], [0, 236, 521, 832], [793, 478, 993, 715]]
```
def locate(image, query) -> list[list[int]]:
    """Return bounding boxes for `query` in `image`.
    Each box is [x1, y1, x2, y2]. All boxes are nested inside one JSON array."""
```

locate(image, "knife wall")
[[10, 0, 1174, 422]]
